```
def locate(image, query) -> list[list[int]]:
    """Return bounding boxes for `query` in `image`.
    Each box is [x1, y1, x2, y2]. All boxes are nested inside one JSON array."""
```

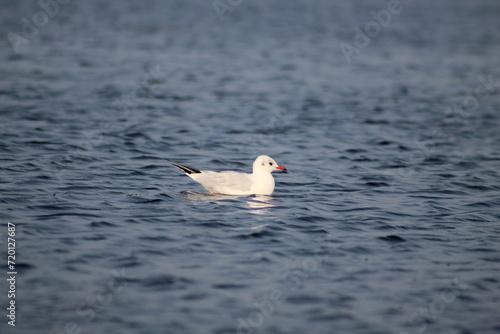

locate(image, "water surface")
[[1, 1, 500, 333]]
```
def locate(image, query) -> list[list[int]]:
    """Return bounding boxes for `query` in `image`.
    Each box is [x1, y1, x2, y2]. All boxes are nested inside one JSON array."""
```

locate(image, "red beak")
[[276, 166, 287, 171]]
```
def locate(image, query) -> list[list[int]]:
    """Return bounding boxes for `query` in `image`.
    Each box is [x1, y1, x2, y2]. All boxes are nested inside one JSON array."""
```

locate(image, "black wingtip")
[[169, 160, 201, 174]]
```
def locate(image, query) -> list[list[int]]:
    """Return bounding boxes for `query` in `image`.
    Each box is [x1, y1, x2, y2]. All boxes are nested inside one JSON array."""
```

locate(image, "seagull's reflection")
[[246, 195, 277, 216], [178, 191, 279, 216]]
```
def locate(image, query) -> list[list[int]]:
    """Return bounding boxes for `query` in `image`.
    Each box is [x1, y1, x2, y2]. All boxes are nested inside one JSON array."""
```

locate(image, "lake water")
[[1, 0, 500, 333]]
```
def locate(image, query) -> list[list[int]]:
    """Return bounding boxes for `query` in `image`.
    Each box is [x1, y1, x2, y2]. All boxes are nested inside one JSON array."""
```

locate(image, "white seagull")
[[170, 155, 287, 195]]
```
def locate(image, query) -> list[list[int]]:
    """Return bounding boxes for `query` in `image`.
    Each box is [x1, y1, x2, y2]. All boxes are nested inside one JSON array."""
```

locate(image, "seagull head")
[[253, 155, 287, 174]]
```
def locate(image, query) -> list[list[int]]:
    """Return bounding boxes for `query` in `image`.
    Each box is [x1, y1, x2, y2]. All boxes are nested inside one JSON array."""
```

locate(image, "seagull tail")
[[169, 160, 201, 174]]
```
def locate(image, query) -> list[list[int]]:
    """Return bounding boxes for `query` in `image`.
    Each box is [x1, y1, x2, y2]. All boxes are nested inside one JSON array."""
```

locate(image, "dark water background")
[[1, 0, 500, 333]]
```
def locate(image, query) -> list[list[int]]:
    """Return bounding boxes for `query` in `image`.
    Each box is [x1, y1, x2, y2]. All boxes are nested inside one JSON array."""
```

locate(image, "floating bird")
[[170, 155, 287, 195]]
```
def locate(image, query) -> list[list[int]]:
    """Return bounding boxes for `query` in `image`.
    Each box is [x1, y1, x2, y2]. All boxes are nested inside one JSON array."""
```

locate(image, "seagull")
[[170, 155, 287, 195]]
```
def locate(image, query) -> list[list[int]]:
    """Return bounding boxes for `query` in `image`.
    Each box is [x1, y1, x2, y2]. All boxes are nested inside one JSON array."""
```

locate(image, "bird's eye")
[[269, 162, 273, 166]]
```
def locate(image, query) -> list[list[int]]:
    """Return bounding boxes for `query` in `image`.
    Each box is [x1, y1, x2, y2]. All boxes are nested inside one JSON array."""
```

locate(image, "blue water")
[[1, 0, 500, 333]]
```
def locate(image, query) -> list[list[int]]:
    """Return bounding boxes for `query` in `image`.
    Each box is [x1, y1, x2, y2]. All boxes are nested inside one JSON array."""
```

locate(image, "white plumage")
[[170, 155, 287, 195]]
